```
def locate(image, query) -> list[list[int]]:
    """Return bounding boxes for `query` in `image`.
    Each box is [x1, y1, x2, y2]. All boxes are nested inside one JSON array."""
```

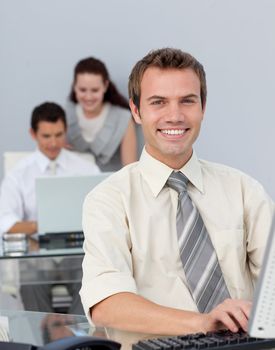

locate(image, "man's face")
[[30, 119, 66, 160], [130, 67, 205, 169]]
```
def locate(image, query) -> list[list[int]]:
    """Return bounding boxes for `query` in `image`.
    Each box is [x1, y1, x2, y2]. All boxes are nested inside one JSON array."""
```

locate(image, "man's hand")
[[8, 221, 38, 235], [41, 314, 75, 341], [202, 299, 252, 333]]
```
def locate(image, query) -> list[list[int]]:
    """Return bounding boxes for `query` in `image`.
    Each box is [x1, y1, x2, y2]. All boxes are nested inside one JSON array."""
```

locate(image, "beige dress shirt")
[[80, 149, 274, 321]]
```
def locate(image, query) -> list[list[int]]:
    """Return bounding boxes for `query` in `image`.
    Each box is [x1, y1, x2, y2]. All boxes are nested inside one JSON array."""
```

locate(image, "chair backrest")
[[3, 151, 96, 175], [3, 151, 32, 175]]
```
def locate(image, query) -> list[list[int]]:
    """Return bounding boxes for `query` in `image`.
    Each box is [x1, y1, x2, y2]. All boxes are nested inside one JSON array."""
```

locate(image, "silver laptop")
[[36, 173, 111, 235], [248, 214, 275, 338]]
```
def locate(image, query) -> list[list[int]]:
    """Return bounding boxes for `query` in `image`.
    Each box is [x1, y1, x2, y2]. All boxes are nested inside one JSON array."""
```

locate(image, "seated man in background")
[[0, 101, 100, 313], [0, 101, 100, 235], [80, 48, 274, 335]]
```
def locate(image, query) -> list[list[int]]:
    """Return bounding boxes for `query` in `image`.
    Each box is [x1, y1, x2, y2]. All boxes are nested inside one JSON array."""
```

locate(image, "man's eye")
[[181, 99, 195, 104], [151, 100, 164, 105]]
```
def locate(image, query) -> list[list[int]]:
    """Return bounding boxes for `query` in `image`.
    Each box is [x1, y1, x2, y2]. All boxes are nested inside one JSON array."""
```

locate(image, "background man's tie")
[[167, 171, 230, 312], [48, 160, 57, 175]]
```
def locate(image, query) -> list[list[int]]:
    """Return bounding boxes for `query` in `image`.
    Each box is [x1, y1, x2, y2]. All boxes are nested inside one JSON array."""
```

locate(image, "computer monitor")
[[36, 173, 111, 235], [248, 214, 275, 338]]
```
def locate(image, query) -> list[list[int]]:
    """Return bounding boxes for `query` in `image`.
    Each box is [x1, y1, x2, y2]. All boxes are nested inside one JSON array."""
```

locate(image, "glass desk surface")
[[0, 235, 84, 259], [0, 309, 153, 350], [0, 309, 95, 346], [0, 236, 84, 286]]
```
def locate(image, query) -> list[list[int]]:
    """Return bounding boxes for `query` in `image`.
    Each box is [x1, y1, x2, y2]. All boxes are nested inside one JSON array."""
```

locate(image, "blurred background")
[[1, 0, 275, 197]]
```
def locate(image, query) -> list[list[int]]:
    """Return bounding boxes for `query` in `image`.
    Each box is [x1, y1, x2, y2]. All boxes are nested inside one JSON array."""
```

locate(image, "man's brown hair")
[[128, 48, 207, 109], [31, 102, 66, 132]]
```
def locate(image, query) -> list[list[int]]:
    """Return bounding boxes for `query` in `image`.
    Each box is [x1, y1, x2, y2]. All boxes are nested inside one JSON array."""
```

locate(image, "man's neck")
[[144, 146, 193, 170]]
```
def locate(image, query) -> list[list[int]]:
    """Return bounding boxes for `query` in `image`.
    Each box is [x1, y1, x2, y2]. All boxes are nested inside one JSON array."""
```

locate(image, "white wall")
[[1, 0, 275, 198]]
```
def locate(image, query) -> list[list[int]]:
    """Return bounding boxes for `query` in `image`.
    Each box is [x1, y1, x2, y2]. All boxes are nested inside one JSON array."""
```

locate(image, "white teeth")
[[161, 129, 185, 135]]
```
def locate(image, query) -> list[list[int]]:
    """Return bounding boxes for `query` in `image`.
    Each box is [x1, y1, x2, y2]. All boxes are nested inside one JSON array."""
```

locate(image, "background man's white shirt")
[[0, 148, 100, 235]]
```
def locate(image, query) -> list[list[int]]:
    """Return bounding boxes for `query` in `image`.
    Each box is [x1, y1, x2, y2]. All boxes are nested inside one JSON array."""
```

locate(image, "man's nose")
[[167, 102, 184, 122], [49, 137, 57, 147]]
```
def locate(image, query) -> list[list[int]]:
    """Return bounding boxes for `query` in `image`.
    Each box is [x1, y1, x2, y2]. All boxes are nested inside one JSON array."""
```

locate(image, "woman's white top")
[[76, 103, 110, 143]]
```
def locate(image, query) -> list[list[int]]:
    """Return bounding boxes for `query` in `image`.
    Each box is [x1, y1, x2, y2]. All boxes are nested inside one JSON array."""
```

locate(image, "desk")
[[0, 235, 84, 259], [0, 309, 152, 350], [0, 237, 84, 312], [0, 237, 84, 286], [0, 309, 97, 346]]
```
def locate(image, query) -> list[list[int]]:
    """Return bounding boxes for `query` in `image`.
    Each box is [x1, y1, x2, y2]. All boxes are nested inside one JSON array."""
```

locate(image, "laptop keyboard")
[[39, 231, 84, 249], [39, 231, 84, 242], [132, 329, 275, 350]]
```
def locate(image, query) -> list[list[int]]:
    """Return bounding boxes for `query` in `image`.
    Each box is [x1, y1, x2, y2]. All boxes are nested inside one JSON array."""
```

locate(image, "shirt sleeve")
[[80, 183, 137, 322], [0, 174, 24, 235]]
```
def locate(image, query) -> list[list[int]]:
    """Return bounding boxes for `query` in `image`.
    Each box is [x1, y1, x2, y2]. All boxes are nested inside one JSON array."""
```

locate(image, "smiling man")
[[80, 49, 274, 335], [0, 102, 100, 236], [0, 102, 100, 314], [130, 66, 204, 169]]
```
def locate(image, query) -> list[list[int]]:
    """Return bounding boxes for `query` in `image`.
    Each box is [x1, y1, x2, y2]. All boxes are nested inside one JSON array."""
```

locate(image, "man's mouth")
[[160, 129, 187, 135]]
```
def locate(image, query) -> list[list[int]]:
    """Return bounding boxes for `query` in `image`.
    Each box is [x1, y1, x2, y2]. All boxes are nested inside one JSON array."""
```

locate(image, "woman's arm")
[[120, 119, 138, 166], [65, 101, 90, 152]]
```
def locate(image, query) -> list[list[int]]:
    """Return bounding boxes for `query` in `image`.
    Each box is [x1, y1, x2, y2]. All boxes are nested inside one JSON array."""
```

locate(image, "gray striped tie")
[[167, 171, 230, 312]]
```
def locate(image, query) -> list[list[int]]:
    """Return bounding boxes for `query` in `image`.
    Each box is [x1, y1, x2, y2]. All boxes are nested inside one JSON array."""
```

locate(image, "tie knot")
[[166, 171, 189, 194]]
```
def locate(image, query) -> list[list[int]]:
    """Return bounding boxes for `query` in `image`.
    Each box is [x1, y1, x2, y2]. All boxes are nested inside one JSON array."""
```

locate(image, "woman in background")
[[66, 57, 137, 171]]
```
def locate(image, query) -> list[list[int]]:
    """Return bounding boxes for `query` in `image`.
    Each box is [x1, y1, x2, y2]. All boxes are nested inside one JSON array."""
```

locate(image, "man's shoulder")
[[199, 158, 260, 186], [87, 161, 140, 196], [199, 158, 242, 174], [63, 149, 91, 162], [62, 149, 100, 174], [7, 152, 37, 176], [2, 152, 37, 188], [102, 161, 140, 186]]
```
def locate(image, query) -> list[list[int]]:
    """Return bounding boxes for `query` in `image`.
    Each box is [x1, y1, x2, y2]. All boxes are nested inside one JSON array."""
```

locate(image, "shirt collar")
[[35, 149, 66, 173], [138, 148, 204, 197]]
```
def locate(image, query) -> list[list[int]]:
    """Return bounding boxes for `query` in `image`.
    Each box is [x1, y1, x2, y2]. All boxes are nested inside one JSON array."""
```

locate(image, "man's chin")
[[46, 151, 61, 160], [160, 146, 192, 163], [161, 147, 186, 157]]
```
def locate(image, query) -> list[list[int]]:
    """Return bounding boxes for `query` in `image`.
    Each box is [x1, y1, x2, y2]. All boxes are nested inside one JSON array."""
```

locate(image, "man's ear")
[[29, 128, 37, 141], [129, 99, 142, 125], [201, 103, 206, 120]]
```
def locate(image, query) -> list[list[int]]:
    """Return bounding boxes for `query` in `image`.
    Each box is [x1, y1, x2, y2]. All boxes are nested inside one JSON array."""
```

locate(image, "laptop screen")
[[36, 173, 111, 235]]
